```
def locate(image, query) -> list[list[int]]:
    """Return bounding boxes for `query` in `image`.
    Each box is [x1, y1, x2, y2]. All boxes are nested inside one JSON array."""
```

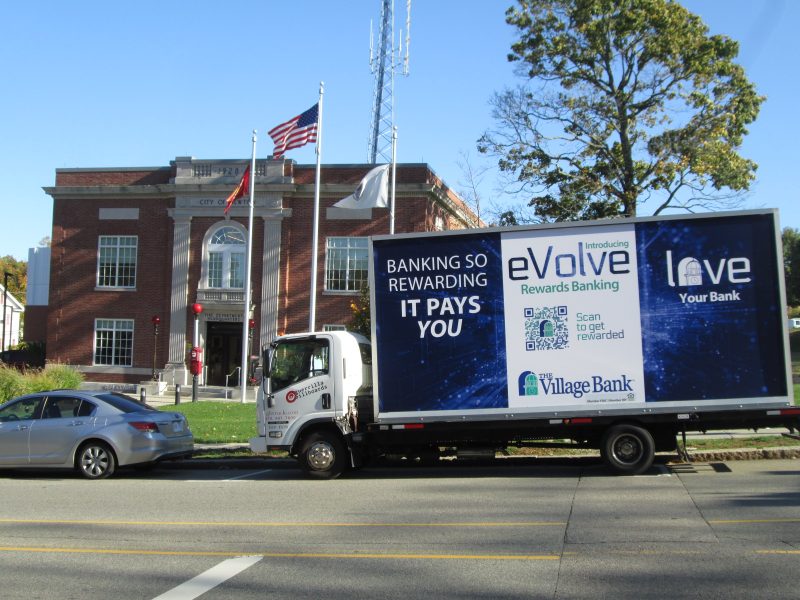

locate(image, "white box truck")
[[250, 209, 797, 478]]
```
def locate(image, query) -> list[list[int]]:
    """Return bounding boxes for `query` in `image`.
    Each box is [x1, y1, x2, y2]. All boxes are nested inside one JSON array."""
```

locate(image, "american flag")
[[268, 103, 319, 159]]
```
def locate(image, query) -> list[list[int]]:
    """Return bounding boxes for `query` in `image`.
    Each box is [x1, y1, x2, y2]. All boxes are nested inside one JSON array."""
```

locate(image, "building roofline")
[[0, 286, 24, 311], [54, 166, 172, 174]]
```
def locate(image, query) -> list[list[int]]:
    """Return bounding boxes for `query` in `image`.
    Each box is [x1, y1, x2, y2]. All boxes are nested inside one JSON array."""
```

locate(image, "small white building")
[[790, 318, 800, 330], [0, 282, 24, 351]]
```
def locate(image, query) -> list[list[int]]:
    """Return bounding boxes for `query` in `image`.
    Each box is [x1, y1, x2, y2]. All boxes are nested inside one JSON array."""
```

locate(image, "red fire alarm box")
[[189, 347, 203, 375]]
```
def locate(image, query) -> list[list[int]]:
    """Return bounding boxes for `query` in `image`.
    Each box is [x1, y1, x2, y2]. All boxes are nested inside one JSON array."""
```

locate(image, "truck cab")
[[250, 331, 371, 477]]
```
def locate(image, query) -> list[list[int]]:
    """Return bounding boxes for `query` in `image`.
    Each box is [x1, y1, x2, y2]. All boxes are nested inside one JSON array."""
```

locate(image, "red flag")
[[223, 165, 250, 214]]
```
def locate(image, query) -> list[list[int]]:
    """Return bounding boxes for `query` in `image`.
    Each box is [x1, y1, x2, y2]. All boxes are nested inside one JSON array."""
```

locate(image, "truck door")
[[267, 337, 335, 440]]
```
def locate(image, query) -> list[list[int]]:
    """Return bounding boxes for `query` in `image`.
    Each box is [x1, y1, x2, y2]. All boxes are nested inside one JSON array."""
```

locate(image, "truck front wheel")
[[601, 425, 655, 475], [299, 431, 347, 479]]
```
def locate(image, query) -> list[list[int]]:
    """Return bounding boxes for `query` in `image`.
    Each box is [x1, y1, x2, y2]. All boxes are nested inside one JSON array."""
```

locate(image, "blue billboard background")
[[636, 214, 787, 401], [373, 233, 508, 413]]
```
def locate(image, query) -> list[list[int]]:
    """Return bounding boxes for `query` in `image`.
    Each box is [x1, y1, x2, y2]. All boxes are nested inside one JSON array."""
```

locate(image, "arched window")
[[205, 225, 245, 289]]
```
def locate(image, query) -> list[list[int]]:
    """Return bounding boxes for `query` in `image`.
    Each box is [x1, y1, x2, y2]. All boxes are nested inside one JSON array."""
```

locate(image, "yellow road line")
[[0, 518, 564, 528], [709, 518, 800, 525], [0, 546, 560, 561], [4, 544, 794, 560]]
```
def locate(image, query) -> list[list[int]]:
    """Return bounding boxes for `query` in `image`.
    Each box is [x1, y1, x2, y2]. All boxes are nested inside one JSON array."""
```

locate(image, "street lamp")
[[151, 315, 161, 381], [190, 303, 203, 402], [247, 318, 255, 384]]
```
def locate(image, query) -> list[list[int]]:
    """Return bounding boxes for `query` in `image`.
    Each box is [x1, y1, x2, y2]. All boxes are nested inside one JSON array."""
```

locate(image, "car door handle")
[[15, 425, 28, 431], [321, 393, 331, 410], [68, 421, 84, 426]]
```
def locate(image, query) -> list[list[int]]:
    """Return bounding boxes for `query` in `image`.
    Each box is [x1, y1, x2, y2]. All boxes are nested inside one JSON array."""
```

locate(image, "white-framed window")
[[325, 237, 368, 292], [205, 225, 245, 289], [322, 324, 347, 331], [94, 319, 134, 366], [97, 236, 137, 288]]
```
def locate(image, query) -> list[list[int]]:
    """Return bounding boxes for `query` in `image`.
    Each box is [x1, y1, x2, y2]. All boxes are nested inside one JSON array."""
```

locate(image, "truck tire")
[[299, 431, 347, 479], [601, 424, 655, 475]]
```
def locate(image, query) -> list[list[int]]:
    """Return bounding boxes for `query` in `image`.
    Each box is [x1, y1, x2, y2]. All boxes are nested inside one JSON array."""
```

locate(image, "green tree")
[[348, 286, 371, 337], [479, 0, 764, 222], [0, 256, 26, 304], [783, 227, 800, 308]]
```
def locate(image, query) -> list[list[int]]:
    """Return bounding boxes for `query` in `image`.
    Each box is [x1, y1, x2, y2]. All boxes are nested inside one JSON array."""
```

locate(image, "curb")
[[682, 446, 800, 462]]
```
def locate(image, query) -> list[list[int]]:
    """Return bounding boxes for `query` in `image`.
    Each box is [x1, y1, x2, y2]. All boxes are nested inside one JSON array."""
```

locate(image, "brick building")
[[42, 157, 479, 386]]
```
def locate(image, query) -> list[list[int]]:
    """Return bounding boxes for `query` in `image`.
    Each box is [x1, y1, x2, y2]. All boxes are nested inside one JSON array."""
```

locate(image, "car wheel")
[[77, 442, 117, 479]]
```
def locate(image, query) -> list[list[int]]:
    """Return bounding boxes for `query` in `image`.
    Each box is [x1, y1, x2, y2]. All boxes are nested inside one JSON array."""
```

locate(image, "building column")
[[166, 214, 192, 383], [260, 218, 282, 349]]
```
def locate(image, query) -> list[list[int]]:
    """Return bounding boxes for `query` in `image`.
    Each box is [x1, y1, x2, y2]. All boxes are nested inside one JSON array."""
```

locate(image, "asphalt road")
[[1, 457, 799, 599]]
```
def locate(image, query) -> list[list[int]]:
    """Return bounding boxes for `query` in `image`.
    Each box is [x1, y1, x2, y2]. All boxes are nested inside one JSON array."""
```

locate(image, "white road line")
[[225, 469, 273, 481], [182, 469, 274, 483], [152, 555, 262, 600], [633, 465, 672, 477]]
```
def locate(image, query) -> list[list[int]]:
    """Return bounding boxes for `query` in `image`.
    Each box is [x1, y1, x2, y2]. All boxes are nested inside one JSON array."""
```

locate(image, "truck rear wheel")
[[299, 431, 347, 479], [601, 424, 655, 475]]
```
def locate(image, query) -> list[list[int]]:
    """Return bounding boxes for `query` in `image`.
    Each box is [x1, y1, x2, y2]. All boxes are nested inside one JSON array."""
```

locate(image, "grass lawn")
[[160, 401, 256, 444]]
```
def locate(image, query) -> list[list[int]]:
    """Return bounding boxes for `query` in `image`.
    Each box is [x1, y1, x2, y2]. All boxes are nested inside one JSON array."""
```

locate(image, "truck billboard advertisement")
[[370, 211, 789, 417]]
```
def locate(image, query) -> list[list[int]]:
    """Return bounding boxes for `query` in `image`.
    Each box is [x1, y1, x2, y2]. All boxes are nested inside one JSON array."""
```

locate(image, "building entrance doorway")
[[205, 322, 242, 386]]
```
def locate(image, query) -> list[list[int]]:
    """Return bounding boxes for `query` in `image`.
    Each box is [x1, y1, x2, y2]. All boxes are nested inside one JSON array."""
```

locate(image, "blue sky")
[[1, 0, 797, 261]]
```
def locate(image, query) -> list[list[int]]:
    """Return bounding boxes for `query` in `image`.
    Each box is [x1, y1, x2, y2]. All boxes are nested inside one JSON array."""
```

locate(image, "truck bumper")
[[249, 436, 268, 453]]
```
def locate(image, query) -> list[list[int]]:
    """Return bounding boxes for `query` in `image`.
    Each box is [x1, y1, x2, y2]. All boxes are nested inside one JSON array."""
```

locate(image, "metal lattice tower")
[[368, 0, 410, 164]]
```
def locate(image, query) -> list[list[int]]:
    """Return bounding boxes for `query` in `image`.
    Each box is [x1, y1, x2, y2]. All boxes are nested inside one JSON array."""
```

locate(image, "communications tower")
[[368, 0, 410, 164]]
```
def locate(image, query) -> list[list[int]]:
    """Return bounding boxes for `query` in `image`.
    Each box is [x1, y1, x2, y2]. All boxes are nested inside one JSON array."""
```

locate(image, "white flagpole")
[[309, 82, 324, 331], [240, 130, 257, 403], [390, 126, 397, 235]]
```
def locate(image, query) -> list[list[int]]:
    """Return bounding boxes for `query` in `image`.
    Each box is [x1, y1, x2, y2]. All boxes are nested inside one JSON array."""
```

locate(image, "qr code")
[[524, 306, 568, 351]]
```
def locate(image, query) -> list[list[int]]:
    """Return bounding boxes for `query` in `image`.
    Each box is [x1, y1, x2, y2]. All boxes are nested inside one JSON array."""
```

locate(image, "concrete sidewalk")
[[140, 387, 256, 407]]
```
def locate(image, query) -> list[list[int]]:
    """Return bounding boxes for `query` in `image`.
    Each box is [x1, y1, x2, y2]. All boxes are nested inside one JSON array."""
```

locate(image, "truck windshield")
[[270, 339, 330, 391]]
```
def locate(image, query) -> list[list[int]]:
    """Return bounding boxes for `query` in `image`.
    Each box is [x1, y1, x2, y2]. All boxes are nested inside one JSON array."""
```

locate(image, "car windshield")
[[96, 393, 157, 413]]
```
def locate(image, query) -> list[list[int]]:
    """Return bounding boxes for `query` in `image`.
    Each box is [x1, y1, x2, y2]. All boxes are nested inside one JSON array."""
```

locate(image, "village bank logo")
[[518, 371, 634, 399], [518, 371, 539, 396]]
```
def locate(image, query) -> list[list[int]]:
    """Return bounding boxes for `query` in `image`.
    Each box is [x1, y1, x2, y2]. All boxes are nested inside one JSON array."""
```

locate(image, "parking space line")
[[151, 555, 262, 600]]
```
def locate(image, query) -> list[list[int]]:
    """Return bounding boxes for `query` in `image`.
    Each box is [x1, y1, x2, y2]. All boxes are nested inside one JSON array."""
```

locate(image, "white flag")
[[334, 164, 390, 209]]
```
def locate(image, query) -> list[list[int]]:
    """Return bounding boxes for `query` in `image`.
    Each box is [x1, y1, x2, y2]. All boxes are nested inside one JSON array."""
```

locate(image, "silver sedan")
[[0, 390, 193, 479]]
